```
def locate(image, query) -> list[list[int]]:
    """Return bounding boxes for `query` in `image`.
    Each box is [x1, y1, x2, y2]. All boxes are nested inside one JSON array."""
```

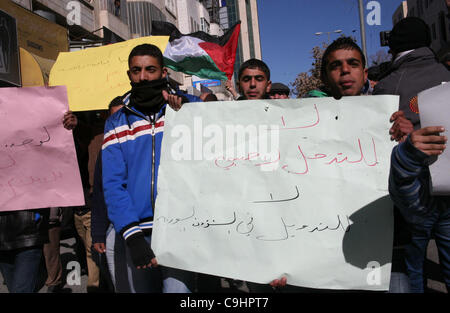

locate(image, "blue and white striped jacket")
[[102, 93, 165, 241]]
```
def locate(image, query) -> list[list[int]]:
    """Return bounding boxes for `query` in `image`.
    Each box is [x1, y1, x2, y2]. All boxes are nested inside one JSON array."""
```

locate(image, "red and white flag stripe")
[[102, 118, 164, 150]]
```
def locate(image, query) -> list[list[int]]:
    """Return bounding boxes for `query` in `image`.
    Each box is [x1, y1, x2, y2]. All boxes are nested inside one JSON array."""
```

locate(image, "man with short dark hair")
[[320, 37, 368, 98], [273, 37, 414, 292], [320, 37, 413, 141], [228, 59, 292, 292], [269, 82, 290, 99], [201, 93, 218, 102], [102, 43, 195, 293], [237, 58, 272, 100], [321, 37, 416, 293]]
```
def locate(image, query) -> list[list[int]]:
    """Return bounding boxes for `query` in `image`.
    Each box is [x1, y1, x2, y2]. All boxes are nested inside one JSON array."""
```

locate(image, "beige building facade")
[[8, 0, 262, 88]]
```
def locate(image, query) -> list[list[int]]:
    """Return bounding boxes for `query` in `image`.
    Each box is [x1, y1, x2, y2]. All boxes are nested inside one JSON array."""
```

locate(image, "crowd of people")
[[0, 16, 449, 294]]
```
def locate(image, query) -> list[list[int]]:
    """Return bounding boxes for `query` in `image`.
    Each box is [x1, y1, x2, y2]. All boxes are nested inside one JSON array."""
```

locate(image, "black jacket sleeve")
[[91, 151, 110, 244]]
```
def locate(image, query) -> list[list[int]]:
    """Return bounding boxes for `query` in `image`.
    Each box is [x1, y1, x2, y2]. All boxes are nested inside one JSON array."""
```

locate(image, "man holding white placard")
[[389, 83, 450, 293]]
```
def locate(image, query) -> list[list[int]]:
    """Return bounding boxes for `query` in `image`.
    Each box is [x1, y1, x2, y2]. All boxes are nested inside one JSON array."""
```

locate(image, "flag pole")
[[358, 0, 368, 65]]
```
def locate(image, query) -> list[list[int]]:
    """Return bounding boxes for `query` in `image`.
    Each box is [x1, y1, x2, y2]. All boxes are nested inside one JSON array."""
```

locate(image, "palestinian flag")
[[151, 21, 240, 80]]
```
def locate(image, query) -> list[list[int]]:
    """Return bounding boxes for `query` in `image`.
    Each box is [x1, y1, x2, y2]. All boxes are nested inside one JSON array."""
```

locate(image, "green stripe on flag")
[[164, 56, 227, 81]]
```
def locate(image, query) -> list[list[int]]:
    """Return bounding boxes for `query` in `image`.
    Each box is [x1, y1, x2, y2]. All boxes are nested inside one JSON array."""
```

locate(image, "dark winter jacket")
[[91, 150, 109, 244], [0, 209, 49, 250], [373, 47, 450, 130]]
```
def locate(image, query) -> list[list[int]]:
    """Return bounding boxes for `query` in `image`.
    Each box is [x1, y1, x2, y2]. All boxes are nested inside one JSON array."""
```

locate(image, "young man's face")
[[127, 55, 166, 83], [324, 48, 368, 97], [238, 68, 271, 100]]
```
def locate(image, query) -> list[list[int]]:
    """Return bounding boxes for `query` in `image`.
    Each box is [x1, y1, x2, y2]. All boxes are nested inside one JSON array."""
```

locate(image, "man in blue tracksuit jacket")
[[102, 43, 195, 293]]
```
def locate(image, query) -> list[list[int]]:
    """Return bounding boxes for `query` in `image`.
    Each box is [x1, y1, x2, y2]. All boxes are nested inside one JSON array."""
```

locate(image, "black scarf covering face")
[[129, 78, 167, 114]]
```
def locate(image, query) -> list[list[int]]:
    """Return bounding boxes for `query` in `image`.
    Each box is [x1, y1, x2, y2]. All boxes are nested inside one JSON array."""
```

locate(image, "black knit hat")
[[389, 17, 431, 53], [269, 83, 290, 95]]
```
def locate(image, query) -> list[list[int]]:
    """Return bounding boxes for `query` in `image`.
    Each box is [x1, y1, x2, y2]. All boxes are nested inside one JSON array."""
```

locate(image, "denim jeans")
[[107, 226, 195, 293], [105, 224, 117, 289], [405, 205, 450, 293], [0, 246, 43, 293], [106, 224, 135, 293], [388, 272, 410, 293]]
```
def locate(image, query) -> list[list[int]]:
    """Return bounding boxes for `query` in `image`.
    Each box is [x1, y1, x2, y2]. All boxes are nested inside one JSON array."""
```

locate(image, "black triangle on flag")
[[151, 21, 241, 47]]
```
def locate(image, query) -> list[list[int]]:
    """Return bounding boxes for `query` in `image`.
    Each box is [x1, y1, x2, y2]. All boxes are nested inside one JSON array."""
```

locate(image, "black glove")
[[125, 232, 155, 268]]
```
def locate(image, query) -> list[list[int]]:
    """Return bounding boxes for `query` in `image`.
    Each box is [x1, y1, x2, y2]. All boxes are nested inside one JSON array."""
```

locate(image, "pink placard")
[[0, 86, 85, 211]]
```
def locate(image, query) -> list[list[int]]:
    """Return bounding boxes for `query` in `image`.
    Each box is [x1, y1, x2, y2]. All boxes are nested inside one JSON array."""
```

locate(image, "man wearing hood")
[[374, 17, 450, 293], [373, 17, 450, 131], [101, 44, 195, 293]]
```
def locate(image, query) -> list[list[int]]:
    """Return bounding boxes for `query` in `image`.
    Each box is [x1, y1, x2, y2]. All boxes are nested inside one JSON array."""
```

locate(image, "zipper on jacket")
[[125, 103, 157, 214], [150, 113, 156, 212]]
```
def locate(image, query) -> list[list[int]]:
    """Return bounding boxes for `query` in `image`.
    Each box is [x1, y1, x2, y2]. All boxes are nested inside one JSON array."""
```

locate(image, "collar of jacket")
[[391, 47, 437, 69], [122, 92, 166, 121], [393, 49, 415, 63]]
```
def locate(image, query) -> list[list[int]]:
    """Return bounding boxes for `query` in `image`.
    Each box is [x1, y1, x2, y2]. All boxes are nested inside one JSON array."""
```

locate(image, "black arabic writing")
[[3, 126, 51, 149], [156, 208, 352, 242]]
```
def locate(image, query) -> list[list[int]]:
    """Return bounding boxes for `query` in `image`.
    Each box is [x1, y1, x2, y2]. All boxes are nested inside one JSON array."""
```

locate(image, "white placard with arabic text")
[[153, 95, 398, 291]]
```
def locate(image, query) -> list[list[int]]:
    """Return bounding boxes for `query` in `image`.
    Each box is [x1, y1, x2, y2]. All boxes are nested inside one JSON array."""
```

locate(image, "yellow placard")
[[49, 36, 169, 111], [19, 48, 45, 87]]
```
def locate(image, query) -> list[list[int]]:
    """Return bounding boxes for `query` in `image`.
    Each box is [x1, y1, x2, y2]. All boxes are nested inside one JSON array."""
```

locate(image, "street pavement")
[[0, 237, 447, 293], [0, 234, 246, 294]]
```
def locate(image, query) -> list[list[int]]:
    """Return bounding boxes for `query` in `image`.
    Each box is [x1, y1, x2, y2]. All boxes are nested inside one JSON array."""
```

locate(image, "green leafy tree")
[[290, 43, 328, 98]]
